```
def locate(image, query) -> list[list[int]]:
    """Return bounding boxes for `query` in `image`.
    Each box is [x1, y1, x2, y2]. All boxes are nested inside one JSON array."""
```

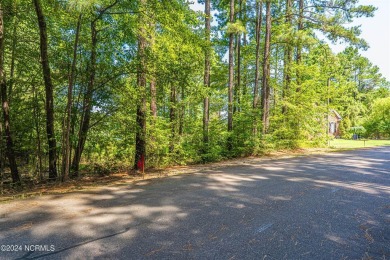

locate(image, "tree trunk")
[[0, 5, 20, 184], [296, 0, 304, 92], [234, 0, 242, 114], [273, 45, 278, 108], [149, 18, 157, 119], [234, 36, 241, 114], [150, 81, 157, 118], [227, 0, 234, 150], [0, 89, 20, 184], [179, 85, 184, 136], [253, 0, 262, 136], [61, 14, 81, 181], [169, 84, 176, 153], [0, 122, 3, 180], [241, 0, 247, 97], [70, 1, 118, 175], [33, 0, 57, 180], [69, 80, 82, 176], [134, 0, 147, 170], [282, 0, 292, 114], [32, 84, 43, 180], [203, 0, 211, 146], [9, 1, 17, 103], [261, 0, 271, 134], [71, 19, 97, 177]]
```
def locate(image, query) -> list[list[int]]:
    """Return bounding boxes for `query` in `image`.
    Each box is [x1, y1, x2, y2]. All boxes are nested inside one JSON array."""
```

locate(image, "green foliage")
[[364, 97, 390, 138], [339, 117, 351, 138], [226, 20, 247, 34], [350, 126, 366, 136]]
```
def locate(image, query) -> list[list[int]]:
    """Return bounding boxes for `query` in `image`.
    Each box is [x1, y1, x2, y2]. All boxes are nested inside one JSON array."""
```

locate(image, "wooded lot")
[[0, 0, 388, 185]]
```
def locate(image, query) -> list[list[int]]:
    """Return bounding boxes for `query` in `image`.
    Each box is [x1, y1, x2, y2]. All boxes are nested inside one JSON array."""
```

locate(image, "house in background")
[[328, 109, 342, 137]]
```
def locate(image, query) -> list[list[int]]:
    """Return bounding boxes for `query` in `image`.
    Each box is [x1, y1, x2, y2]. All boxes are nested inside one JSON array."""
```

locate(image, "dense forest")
[[0, 0, 388, 185]]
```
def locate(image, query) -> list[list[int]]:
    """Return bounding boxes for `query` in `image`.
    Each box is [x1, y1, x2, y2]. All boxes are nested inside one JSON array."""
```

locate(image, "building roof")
[[330, 109, 342, 120]]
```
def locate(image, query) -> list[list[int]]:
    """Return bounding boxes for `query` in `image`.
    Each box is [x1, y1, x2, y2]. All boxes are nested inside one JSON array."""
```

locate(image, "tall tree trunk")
[[33, 0, 57, 180], [149, 18, 157, 119], [69, 80, 82, 176], [261, 0, 271, 134], [71, 19, 97, 177], [134, 0, 147, 170], [0, 122, 3, 179], [169, 83, 176, 153], [9, 1, 17, 102], [0, 90, 20, 184], [227, 0, 234, 150], [234, 37, 241, 113], [234, 0, 242, 113], [253, 0, 262, 136], [0, 5, 20, 184], [273, 45, 278, 108], [282, 0, 292, 114], [71, 1, 117, 176], [32, 84, 43, 180], [241, 0, 247, 97], [179, 85, 184, 136], [203, 0, 211, 146], [150, 82, 157, 118], [61, 14, 81, 181], [296, 0, 304, 92]]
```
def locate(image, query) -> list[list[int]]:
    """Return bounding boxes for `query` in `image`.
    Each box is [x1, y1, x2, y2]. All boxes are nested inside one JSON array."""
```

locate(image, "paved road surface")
[[1, 147, 389, 259]]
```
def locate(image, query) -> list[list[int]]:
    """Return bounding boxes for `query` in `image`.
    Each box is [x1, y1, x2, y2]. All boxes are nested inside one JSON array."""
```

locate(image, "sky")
[[190, 0, 390, 81], [330, 0, 390, 81]]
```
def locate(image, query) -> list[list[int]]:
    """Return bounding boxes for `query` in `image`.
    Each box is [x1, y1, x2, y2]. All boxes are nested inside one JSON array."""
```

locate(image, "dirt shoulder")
[[0, 147, 342, 203]]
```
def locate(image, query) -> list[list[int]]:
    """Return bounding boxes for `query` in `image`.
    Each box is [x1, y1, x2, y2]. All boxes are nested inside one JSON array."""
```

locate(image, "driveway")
[[0, 147, 389, 259]]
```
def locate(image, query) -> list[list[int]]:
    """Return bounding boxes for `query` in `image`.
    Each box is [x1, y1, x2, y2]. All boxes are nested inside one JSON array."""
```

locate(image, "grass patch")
[[329, 139, 390, 149]]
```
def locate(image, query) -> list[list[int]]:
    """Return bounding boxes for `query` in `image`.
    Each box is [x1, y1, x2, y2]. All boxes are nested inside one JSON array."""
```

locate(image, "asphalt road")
[[1, 147, 389, 259]]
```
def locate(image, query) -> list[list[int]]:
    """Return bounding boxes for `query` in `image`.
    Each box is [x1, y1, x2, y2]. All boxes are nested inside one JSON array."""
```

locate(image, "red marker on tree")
[[137, 155, 145, 174]]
